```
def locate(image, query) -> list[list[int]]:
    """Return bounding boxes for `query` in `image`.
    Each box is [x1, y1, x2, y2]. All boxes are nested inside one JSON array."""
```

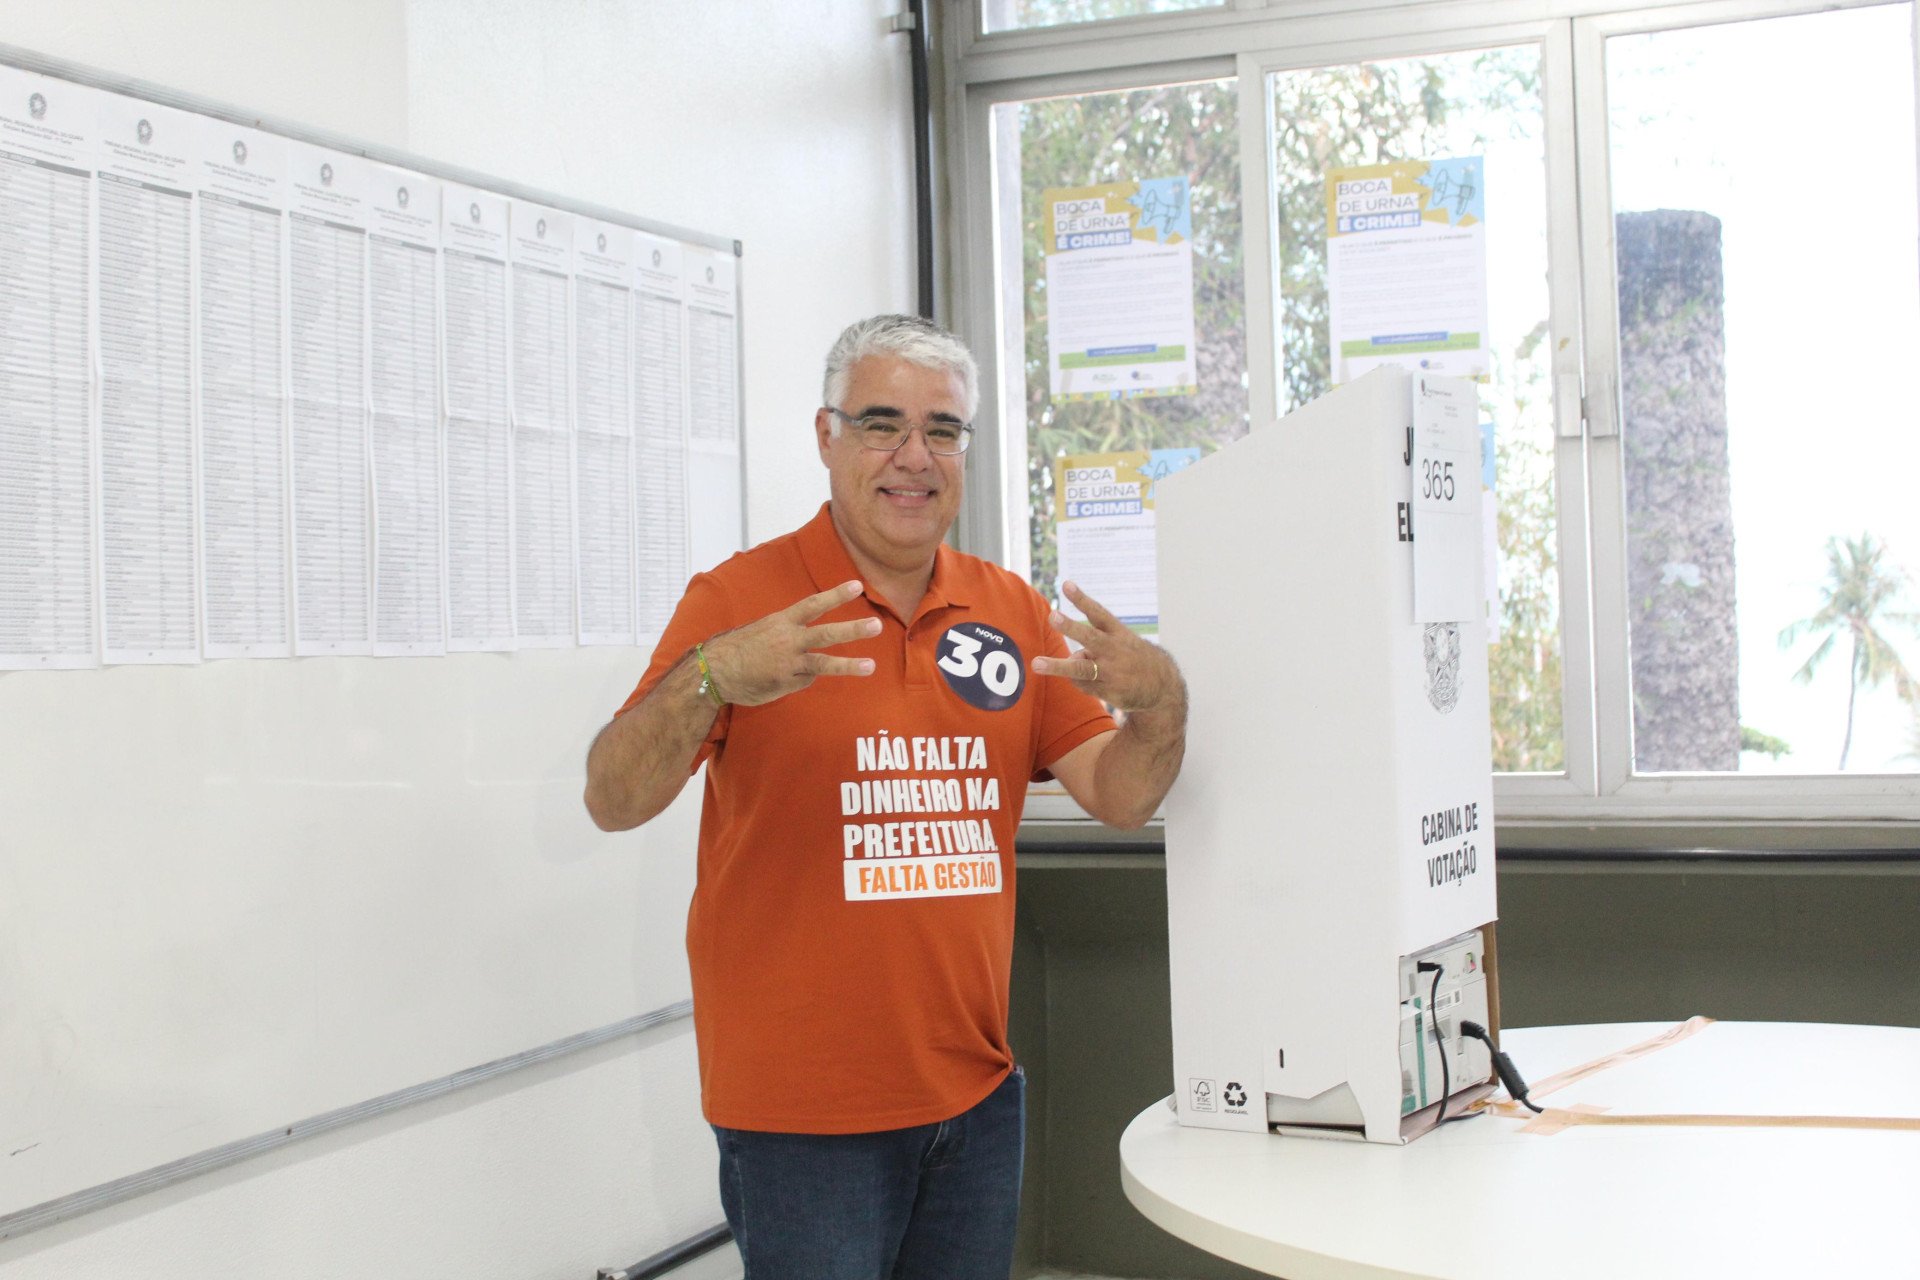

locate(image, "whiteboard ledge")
[[0, 1000, 694, 1242]]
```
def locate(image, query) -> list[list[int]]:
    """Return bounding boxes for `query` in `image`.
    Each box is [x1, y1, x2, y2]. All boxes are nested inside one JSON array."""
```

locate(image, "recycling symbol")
[[1223, 1082, 1248, 1108]]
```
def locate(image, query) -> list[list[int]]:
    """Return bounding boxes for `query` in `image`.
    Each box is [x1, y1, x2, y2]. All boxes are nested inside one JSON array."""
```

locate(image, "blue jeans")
[[712, 1066, 1025, 1280]]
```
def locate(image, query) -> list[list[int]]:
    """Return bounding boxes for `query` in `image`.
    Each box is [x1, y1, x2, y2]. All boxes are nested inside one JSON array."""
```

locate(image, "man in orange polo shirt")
[[585, 314, 1187, 1279]]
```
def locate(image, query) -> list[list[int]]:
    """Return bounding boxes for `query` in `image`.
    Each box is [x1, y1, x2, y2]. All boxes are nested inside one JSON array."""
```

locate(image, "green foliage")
[[1739, 725, 1792, 758], [1486, 342, 1563, 773], [1778, 532, 1920, 769]]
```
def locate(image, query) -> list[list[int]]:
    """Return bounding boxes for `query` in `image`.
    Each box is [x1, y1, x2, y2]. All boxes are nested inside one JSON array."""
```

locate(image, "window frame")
[[1561, 0, 1920, 827], [973, 0, 1237, 42], [943, 0, 1920, 842]]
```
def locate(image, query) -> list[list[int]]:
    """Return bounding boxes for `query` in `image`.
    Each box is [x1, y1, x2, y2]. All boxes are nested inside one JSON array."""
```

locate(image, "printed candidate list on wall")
[[686, 251, 738, 452], [508, 201, 575, 649], [368, 166, 444, 656], [96, 94, 198, 665], [0, 68, 96, 669], [196, 119, 290, 659], [440, 184, 513, 653], [1, 60, 742, 668], [684, 248, 740, 577], [287, 142, 372, 656], [633, 231, 690, 637], [573, 220, 636, 647]]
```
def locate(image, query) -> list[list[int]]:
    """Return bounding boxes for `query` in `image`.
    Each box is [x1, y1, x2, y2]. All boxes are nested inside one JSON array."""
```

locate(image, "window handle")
[[1586, 372, 1619, 440], [1554, 372, 1584, 439]]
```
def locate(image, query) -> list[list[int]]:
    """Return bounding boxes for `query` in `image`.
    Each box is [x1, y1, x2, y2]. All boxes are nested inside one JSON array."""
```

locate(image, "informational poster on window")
[[1326, 157, 1489, 384], [1042, 178, 1197, 402], [1052, 447, 1200, 631]]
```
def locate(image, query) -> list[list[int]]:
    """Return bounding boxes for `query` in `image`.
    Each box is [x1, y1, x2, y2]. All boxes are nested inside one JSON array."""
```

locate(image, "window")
[[1600, 6, 1920, 775], [1268, 46, 1560, 772], [949, 0, 1920, 832], [989, 78, 1246, 601], [981, 0, 1224, 35]]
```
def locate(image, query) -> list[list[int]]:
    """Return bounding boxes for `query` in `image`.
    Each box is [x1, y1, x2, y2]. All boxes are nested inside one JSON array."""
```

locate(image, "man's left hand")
[[1031, 581, 1185, 714]]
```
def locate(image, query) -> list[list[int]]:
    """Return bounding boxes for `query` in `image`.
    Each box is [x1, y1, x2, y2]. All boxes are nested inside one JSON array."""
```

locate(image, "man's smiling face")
[[816, 354, 968, 575]]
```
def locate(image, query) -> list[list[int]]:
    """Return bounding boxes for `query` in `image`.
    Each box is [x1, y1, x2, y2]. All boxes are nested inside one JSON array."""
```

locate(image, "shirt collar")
[[795, 502, 971, 623]]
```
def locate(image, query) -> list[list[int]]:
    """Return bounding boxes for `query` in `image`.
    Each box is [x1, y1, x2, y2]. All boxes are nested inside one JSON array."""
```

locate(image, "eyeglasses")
[[827, 407, 974, 456]]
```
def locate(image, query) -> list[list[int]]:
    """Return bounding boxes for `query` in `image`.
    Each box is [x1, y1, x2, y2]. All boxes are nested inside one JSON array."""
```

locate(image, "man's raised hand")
[[700, 579, 880, 707], [1030, 580, 1185, 714]]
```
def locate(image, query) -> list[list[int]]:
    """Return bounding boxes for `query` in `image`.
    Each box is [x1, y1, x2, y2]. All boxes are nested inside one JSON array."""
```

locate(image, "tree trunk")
[[1839, 635, 1860, 770], [1616, 210, 1740, 772]]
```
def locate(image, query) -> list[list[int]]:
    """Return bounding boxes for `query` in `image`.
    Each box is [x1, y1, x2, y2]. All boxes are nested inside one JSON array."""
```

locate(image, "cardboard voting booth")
[[1156, 367, 1501, 1144]]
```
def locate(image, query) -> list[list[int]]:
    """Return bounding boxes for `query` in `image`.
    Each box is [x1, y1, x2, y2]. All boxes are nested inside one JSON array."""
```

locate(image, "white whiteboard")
[[0, 653, 705, 1220], [0, 49, 739, 1225]]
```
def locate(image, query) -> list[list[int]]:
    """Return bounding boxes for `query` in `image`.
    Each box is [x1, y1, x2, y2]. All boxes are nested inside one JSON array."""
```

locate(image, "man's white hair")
[[822, 314, 980, 427]]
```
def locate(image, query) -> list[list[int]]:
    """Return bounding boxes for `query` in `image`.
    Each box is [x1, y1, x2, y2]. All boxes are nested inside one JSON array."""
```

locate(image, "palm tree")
[[1778, 534, 1919, 770]]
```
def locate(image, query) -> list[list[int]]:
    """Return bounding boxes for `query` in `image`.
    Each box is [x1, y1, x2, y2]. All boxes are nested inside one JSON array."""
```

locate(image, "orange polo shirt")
[[617, 503, 1115, 1133]]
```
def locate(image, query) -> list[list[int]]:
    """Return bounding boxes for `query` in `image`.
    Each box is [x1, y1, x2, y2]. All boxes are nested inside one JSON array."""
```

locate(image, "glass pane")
[[992, 79, 1247, 606], [1270, 48, 1559, 772], [983, 0, 1223, 34], [1608, 4, 1920, 774]]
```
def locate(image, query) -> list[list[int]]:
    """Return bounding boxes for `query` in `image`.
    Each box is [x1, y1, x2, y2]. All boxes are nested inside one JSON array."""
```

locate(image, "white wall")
[[0, 1, 916, 1274], [404, 0, 919, 545]]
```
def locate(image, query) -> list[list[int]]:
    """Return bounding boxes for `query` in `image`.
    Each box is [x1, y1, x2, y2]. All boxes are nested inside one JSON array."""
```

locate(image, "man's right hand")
[[700, 579, 879, 707], [585, 580, 879, 831]]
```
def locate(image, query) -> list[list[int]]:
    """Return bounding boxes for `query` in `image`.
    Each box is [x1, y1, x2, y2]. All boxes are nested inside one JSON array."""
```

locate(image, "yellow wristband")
[[694, 642, 726, 708]]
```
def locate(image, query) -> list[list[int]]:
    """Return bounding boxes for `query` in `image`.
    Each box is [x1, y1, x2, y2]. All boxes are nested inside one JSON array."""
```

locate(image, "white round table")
[[1120, 1022, 1920, 1279]]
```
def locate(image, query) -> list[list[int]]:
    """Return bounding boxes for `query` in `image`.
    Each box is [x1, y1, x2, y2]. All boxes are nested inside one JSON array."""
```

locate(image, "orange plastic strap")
[[1498, 1103, 1920, 1135], [1474, 1017, 1920, 1135], [1465, 1016, 1714, 1119], [1523, 1015, 1716, 1101]]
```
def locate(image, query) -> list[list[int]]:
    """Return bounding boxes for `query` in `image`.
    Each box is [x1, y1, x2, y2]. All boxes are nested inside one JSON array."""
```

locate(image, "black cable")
[[1416, 961, 1449, 1127], [1459, 1020, 1545, 1113]]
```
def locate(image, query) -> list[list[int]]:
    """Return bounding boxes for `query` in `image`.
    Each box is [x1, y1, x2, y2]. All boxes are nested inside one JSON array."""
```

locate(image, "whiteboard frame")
[[0, 38, 748, 1238], [0, 1002, 692, 1241], [0, 41, 741, 258]]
